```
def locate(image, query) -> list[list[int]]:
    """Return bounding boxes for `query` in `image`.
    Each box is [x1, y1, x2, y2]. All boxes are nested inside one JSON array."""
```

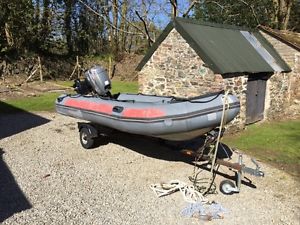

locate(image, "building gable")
[[137, 18, 291, 74], [139, 29, 221, 97]]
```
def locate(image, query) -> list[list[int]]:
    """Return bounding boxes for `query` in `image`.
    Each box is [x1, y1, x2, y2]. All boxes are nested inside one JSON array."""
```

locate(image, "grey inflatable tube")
[[56, 92, 240, 141]]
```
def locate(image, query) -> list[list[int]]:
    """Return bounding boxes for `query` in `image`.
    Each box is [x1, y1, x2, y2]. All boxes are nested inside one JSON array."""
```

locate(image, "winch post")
[[236, 154, 243, 192]]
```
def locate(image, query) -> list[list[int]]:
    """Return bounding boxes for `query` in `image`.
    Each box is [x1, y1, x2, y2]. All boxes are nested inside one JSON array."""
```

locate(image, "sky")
[[147, 0, 192, 28]]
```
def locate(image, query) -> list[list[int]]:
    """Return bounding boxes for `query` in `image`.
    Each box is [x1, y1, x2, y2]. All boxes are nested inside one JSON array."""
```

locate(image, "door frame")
[[245, 73, 270, 124]]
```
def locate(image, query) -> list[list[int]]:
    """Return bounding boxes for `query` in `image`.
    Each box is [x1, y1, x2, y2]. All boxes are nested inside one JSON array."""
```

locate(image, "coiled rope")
[[150, 180, 208, 203]]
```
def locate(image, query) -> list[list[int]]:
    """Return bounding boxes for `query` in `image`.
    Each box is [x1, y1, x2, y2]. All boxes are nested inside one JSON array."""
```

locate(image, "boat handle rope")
[[174, 90, 225, 104]]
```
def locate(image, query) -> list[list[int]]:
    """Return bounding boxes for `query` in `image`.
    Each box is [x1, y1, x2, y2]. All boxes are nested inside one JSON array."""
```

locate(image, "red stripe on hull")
[[64, 99, 113, 114], [123, 108, 165, 118], [64, 98, 165, 119]]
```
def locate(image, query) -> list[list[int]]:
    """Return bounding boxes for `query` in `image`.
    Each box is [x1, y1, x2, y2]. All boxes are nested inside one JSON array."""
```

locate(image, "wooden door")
[[246, 75, 267, 124]]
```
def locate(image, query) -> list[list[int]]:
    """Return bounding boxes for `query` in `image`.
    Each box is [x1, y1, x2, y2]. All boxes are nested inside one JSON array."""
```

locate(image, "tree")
[[120, 0, 129, 51], [75, 0, 106, 55], [111, 0, 119, 54], [41, 0, 52, 41], [289, 0, 300, 31], [170, 0, 178, 18], [194, 0, 297, 30], [0, 0, 34, 54], [273, 0, 294, 29], [63, 0, 74, 54]]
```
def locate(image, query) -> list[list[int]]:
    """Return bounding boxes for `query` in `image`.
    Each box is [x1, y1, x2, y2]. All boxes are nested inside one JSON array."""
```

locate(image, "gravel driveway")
[[0, 112, 299, 225]]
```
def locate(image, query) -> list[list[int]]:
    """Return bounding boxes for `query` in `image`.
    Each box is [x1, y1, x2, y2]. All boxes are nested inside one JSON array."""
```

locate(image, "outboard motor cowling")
[[85, 66, 111, 96]]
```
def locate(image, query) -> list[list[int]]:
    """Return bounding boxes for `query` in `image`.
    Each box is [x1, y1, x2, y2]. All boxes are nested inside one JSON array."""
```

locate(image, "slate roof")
[[136, 18, 291, 74]]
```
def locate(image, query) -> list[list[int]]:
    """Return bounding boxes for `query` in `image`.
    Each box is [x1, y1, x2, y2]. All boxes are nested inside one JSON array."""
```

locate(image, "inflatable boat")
[[55, 66, 240, 143]]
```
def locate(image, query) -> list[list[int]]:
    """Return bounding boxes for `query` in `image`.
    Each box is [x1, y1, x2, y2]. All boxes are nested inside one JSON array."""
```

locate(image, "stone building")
[[136, 18, 298, 131], [258, 26, 300, 119]]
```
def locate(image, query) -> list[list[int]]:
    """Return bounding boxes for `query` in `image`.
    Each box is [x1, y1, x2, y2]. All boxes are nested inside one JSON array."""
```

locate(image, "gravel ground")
[[0, 112, 299, 225]]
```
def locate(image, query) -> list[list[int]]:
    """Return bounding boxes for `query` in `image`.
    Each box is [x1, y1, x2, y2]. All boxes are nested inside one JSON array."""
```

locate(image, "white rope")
[[150, 91, 231, 201], [150, 180, 208, 203], [190, 90, 230, 195], [210, 90, 229, 173]]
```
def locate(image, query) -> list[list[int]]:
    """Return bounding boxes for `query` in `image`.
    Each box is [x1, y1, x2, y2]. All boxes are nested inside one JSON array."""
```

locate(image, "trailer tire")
[[80, 127, 95, 149], [220, 180, 235, 195]]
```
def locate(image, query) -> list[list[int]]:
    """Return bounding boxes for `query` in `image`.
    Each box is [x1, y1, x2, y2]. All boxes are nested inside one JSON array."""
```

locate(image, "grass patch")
[[1, 80, 138, 113], [223, 120, 300, 176], [52, 80, 138, 94], [54, 80, 74, 87], [0, 93, 61, 113], [111, 80, 138, 94]]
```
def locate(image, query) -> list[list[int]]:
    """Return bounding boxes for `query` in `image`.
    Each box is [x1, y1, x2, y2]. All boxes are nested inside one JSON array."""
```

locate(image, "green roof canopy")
[[136, 18, 291, 74]]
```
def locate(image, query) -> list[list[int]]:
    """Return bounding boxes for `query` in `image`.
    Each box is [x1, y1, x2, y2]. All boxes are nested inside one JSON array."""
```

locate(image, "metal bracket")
[[233, 155, 264, 194], [242, 158, 265, 177]]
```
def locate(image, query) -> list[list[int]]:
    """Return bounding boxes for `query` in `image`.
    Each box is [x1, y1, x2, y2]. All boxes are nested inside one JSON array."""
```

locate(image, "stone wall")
[[138, 29, 223, 97], [265, 72, 291, 119], [260, 31, 300, 118], [138, 29, 248, 130], [223, 75, 248, 130]]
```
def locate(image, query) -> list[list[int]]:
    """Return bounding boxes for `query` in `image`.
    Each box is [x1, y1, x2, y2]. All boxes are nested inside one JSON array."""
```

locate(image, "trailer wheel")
[[80, 127, 95, 149], [220, 180, 235, 195]]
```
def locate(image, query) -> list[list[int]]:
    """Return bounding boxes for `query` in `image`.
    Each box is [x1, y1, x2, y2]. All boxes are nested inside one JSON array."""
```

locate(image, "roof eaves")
[[174, 17, 255, 32], [136, 22, 174, 71], [252, 31, 291, 72], [174, 18, 223, 74]]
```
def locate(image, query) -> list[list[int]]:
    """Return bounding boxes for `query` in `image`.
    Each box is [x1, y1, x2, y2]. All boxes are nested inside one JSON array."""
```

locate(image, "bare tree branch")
[[77, 0, 141, 35], [107, 0, 151, 38], [183, 0, 199, 17], [135, 10, 154, 47], [169, 0, 178, 18], [237, 0, 260, 25], [227, 13, 241, 18], [207, 0, 225, 9]]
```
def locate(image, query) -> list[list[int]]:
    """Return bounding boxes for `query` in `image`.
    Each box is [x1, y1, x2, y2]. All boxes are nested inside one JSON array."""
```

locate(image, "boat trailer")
[[180, 129, 265, 195], [77, 122, 264, 195]]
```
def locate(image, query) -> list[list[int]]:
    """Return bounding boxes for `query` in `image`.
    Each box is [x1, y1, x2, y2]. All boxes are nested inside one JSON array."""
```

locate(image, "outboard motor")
[[73, 66, 111, 97], [85, 66, 111, 96]]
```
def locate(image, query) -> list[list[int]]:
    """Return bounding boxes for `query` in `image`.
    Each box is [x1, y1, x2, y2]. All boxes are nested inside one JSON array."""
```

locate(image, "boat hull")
[[56, 92, 240, 141]]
